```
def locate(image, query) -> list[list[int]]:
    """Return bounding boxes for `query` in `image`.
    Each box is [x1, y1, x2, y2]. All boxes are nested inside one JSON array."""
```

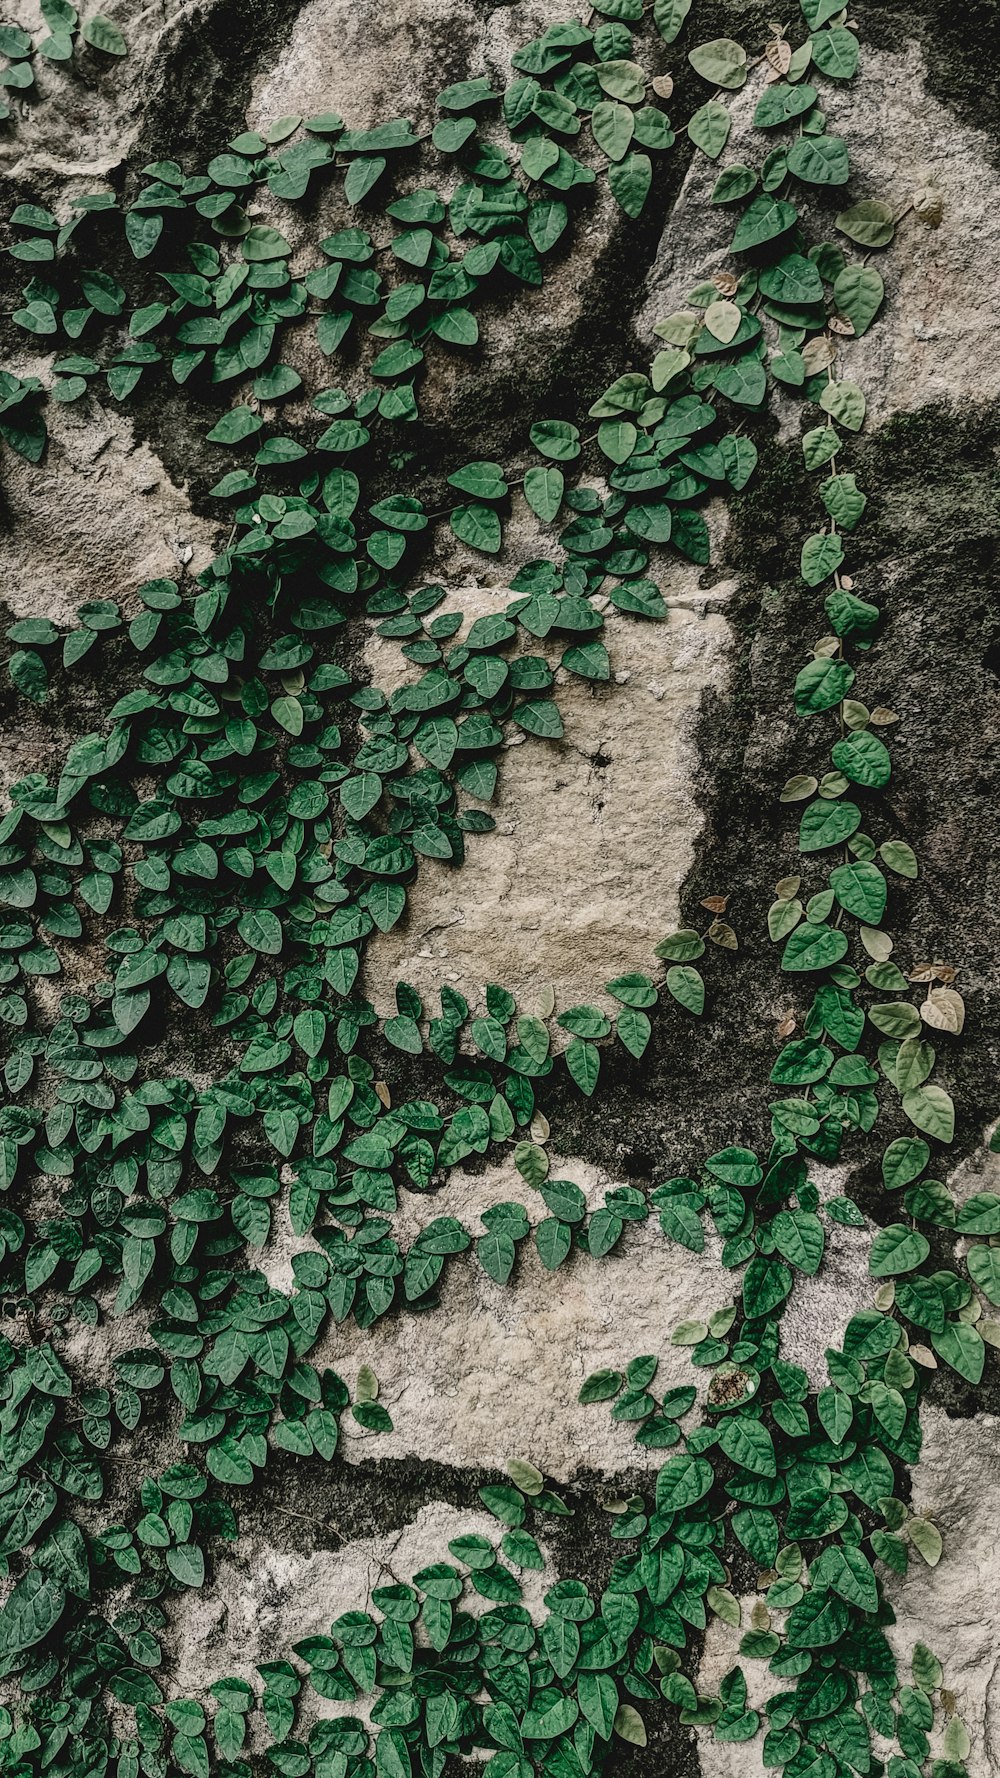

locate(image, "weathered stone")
[[882, 1406, 1000, 1776], [778, 1166, 875, 1389], [261, 1152, 733, 1480], [0, 397, 216, 624], [1, 5, 999, 1775], [170, 1499, 556, 1707], [641, 43, 1000, 425], [364, 576, 733, 1018], [1, 1, 207, 183]]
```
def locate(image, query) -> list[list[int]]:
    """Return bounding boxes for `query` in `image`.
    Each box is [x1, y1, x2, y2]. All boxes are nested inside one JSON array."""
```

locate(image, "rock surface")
[[640, 39, 1000, 426], [263, 1152, 733, 1479], [364, 577, 733, 1019], [0, 397, 216, 623], [170, 1499, 557, 1705], [885, 1407, 1000, 1776]]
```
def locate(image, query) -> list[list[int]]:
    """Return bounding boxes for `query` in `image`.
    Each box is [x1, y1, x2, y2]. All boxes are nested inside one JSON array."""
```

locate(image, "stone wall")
[[2, 3, 1000, 1776]]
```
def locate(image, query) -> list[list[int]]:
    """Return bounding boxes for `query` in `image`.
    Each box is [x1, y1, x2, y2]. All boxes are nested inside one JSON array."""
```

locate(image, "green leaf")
[[812, 26, 859, 78], [833, 265, 885, 336], [829, 861, 886, 924], [956, 1193, 1000, 1233], [566, 1039, 600, 1096], [665, 965, 704, 1014], [514, 1142, 549, 1187], [968, 1244, 1000, 1304], [836, 199, 894, 248], [902, 1084, 954, 1144], [817, 1386, 853, 1445], [799, 798, 861, 853], [579, 1369, 623, 1403], [754, 82, 817, 127], [781, 923, 848, 972], [451, 502, 502, 553], [880, 838, 918, 879], [831, 730, 892, 788], [592, 102, 635, 162], [821, 381, 867, 433], [932, 1322, 983, 1385], [513, 700, 563, 739], [82, 14, 128, 53], [771, 1209, 824, 1274], [655, 929, 704, 962], [530, 420, 581, 461], [912, 1642, 943, 1690], [165, 1543, 205, 1588], [716, 1416, 775, 1476], [0, 1568, 65, 1656], [616, 1007, 651, 1058], [786, 1588, 849, 1649], [238, 909, 283, 955], [731, 195, 797, 251], [811, 1543, 877, 1611], [882, 1137, 929, 1190], [800, 533, 845, 586], [653, 0, 692, 43], [869, 1223, 931, 1277], [787, 134, 850, 185], [822, 472, 867, 531], [794, 656, 855, 714], [477, 1229, 517, 1285], [613, 1705, 646, 1747], [523, 464, 564, 523], [687, 100, 731, 159], [711, 164, 757, 204], [802, 424, 840, 470], [742, 1257, 792, 1318], [655, 1453, 714, 1513]]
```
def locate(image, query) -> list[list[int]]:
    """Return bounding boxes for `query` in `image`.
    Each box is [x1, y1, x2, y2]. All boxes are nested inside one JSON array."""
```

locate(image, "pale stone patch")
[[0, 397, 216, 625], [778, 1165, 875, 1389], [695, 1599, 771, 1778], [364, 574, 733, 1020], [257, 1152, 735, 1482], [249, 0, 575, 138], [2, 1, 204, 183], [245, 0, 624, 407], [640, 43, 1000, 426], [170, 1499, 556, 1713], [881, 1405, 1000, 1776]]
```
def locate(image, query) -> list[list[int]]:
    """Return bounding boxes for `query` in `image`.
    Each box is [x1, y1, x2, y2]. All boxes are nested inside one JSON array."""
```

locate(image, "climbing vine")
[[0, 4, 989, 1778]]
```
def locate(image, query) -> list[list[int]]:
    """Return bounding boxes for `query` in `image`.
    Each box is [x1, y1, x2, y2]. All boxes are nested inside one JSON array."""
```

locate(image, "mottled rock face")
[[0, 401, 216, 624], [364, 580, 733, 1019], [170, 1499, 559, 1703], [639, 39, 1000, 426], [3, 3, 1000, 1776], [885, 1408, 1000, 1771], [248, 0, 571, 137], [261, 1152, 735, 1479]]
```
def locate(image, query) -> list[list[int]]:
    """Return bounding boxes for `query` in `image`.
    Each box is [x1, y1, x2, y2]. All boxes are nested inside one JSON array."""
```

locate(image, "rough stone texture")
[[2, 2, 191, 182], [170, 1500, 557, 1705], [777, 1166, 876, 1388], [249, 0, 570, 138], [262, 1152, 732, 1479], [884, 1408, 1000, 1775]]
